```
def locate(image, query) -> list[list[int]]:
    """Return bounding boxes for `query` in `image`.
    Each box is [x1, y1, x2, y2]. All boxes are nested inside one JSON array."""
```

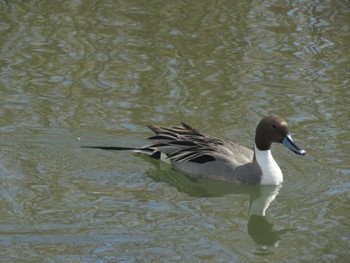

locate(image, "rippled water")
[[0, 0, 349, 262]]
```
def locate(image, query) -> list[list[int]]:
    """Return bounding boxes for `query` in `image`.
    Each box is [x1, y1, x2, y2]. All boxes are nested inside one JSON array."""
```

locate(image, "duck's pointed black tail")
[[81, 146, 136, 151], [81, 145, 163, 160]]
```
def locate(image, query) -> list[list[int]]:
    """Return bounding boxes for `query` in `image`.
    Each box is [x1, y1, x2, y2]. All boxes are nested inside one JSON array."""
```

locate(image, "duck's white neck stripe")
[[254, 144, 283, 185]]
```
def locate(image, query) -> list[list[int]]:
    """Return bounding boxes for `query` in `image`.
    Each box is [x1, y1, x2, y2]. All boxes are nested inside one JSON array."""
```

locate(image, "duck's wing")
[[147, 122, 253, 165]]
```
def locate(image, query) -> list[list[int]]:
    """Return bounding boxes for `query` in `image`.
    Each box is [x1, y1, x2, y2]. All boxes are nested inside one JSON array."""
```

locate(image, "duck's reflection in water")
[[247, 184, 295, 246], [148, 166, 295, 246]]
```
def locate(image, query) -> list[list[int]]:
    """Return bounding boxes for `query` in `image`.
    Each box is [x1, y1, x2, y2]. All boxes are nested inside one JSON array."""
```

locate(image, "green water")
[[0, 1, 349, 262]]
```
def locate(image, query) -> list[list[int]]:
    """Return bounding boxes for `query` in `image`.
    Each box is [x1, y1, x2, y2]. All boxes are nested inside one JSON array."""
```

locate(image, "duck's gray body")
[[147, 123, 262, 184]]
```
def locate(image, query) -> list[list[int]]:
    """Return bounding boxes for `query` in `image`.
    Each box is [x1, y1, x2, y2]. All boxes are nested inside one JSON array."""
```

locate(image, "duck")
[[82, 115, 305, 185]]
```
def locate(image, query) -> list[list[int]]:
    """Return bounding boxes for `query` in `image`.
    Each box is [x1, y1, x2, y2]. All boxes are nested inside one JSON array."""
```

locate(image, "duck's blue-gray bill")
[[282, 135, 306, 155]]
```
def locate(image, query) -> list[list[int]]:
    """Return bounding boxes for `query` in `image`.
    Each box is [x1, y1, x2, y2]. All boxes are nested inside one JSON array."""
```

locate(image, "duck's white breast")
[[254, 144, 283, 185]]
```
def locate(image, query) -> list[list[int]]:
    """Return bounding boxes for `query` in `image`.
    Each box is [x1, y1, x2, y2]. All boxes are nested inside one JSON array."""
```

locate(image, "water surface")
[[0, 0, 349, 262]]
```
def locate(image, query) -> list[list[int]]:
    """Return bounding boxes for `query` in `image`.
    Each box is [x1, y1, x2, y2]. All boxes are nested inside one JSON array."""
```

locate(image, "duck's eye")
[[272, 124, 277, 129]]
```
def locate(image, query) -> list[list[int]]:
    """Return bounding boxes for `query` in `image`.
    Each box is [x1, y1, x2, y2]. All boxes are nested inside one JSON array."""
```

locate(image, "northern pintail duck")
[[83, 116, 305, 185]]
